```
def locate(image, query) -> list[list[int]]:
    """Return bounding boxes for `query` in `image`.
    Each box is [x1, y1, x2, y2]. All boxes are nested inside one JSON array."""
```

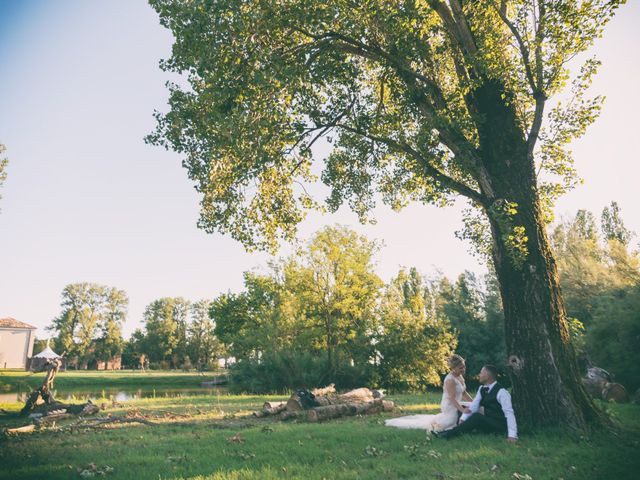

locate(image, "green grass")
[[0, 369, 224, 392], [1, 384, 639, 480]]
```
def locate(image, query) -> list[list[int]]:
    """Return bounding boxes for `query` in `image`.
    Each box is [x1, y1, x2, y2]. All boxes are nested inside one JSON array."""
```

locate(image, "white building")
[[0, 317, 37, 369]]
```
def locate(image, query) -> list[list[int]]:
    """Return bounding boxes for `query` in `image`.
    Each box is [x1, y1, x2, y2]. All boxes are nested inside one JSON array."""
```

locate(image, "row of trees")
[[211, 225, 505, 392], [48, 283, 128, 368], [45, 205, 640, 393], [44, 287, 226, 371], [128, 298, 225, 370], [552, 202, 640, 390]]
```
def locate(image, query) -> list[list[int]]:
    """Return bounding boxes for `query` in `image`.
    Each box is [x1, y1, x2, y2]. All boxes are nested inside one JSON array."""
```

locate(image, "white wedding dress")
[[385, 373, 468, 431]]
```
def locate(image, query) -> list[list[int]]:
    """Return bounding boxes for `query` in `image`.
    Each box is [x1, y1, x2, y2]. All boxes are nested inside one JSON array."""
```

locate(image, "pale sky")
[[1, 0, 639, 339]]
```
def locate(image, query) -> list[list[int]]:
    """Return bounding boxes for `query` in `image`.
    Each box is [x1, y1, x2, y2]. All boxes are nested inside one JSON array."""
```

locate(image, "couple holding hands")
[[386, 354, 518, 443]]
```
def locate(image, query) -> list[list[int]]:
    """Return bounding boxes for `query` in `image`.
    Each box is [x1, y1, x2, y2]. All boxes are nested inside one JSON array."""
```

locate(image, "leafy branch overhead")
[[147, 0, 624, 253]]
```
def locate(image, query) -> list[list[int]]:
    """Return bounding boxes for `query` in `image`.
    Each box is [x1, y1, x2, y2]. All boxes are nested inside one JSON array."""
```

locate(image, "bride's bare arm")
[[444, 378, 467, 413]]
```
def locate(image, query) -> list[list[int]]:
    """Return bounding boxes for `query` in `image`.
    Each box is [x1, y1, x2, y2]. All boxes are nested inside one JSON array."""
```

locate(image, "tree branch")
[[491, 1, 537, 93], [448, 0, 479, 55], [528, 1, 547, 156], [336, 123, 487, 206], [428, 0, 477, 56], [289, 27, 481, 167]]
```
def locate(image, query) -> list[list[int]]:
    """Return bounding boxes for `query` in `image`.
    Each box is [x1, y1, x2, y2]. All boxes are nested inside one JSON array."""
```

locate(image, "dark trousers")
[[440, 412, 506, 438]]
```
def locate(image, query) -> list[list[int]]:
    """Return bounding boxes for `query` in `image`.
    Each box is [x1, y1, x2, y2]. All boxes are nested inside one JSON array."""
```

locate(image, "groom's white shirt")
[[460, 381, 518, 438]]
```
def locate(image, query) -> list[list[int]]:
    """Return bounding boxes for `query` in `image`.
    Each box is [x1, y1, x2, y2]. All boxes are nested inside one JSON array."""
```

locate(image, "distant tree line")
[[41, 204, 640, 393]]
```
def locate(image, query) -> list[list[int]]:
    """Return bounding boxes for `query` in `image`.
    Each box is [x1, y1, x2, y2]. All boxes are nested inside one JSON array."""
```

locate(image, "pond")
[[0, 387, 228, 404]]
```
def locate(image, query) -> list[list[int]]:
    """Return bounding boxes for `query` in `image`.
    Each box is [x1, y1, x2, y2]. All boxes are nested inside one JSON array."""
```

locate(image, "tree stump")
[[20, 355, 99, 420], [21, 357, 63, 416]]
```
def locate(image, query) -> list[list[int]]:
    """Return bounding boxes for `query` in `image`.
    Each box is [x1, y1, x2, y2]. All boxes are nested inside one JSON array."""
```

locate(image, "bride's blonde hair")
[[448, 354, 465, 370]]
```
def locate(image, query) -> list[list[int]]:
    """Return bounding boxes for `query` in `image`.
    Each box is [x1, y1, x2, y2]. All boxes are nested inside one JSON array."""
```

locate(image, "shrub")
[[228, 351, 372, 393]]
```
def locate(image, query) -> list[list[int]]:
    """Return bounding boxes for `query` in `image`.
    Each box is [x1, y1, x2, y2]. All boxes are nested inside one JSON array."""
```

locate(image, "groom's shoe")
[[434, 429, 455, 440]]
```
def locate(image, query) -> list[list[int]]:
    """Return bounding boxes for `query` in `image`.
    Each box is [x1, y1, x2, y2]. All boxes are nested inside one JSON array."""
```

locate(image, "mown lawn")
[[0, 375, 639, 479], [0, 370, 223, 392]]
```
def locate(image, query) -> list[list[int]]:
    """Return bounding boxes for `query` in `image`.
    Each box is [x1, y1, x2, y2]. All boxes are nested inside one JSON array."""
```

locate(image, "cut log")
[[286, 396, 304, 411], [582, 366, 613, 398], [284, 387, 379, 411], [339, 387, 375, 402], [264, 387, 393, 421], [602, 383, 630, 403], [254, 402, 287, 418], [311, 384, 336, 396], [582, 367, 630, 402], [263, 401, 286, 410], [281, 399, 394, 422]]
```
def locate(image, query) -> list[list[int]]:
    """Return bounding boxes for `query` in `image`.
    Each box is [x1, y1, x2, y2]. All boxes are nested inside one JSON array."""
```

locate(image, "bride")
[[385, 354, 473, 431]]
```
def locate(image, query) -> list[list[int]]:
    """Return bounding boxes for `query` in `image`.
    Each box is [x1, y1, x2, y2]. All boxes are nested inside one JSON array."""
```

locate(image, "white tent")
[[30, 340, 62, 370], [33, 346, 61, 359]]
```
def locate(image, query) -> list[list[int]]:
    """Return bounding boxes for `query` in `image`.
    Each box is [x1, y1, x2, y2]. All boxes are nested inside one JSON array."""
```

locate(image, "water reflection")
[[0, 388, 226, 404]]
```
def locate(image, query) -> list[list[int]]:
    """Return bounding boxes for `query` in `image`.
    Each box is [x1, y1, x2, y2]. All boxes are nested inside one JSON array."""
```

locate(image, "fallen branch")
[[21, 356, 64, 416], [6, 424, 36, 434]]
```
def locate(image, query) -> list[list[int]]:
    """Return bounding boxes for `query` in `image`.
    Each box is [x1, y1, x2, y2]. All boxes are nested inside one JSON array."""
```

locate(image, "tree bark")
[[488, 205, 606, 429], [469, 79, 607, 431], [483, 164, 604, 428]]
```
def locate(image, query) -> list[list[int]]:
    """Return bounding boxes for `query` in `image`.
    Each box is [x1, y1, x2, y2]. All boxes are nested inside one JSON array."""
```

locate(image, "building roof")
[[33, 346, 61, 359], [0, 317, 37, 330]]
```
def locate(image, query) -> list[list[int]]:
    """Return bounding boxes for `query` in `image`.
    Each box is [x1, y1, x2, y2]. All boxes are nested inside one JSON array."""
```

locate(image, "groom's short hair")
[[483, 364, 499, 380]]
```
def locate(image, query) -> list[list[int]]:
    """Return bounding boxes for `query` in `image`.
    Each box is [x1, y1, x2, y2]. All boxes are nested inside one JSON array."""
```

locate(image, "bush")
[[228, 351, 373, 393]]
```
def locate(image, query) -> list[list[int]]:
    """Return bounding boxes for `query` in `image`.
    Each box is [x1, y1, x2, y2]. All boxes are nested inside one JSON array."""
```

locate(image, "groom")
[[436, 365, 518, 443]]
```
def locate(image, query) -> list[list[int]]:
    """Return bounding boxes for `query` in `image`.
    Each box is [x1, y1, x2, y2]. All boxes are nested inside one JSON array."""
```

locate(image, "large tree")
[[376, 267, 456, 390], [283, 225, 383, 376], [148, 0, 626, 429], [142, 297, 191, 367], [50, 283, 128, 367], [189, 299, 225, 369]]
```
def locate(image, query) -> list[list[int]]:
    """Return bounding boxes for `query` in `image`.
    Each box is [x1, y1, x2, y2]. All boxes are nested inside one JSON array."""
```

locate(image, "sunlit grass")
[[1, 387, 639, 480]]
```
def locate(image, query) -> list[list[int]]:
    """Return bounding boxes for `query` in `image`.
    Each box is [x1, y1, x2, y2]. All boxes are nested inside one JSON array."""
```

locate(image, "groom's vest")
[[480, 383, 507, 422]]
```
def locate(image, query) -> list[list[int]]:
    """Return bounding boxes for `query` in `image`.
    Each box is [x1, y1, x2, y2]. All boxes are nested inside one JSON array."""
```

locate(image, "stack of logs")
[[254, 385, 394, 422]]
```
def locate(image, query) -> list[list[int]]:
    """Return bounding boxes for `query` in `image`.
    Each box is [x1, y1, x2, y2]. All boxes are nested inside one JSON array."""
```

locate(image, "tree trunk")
[[489, 205, 605, 429], [469, 79, 606, 431]]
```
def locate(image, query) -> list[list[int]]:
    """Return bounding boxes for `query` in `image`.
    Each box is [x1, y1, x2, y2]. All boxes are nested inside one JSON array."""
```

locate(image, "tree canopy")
[[147, 0, 627, 429], [148, 0, 624, 252], [49, 283, 129, 367]]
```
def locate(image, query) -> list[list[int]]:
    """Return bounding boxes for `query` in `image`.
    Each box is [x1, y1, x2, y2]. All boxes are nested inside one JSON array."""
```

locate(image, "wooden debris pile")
[[582, 366, 630, 403], [253, 385, 394, 422]]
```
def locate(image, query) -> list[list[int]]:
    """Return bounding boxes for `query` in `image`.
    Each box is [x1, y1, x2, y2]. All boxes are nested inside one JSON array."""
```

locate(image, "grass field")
[[1, 371, 639, 479], [0, 370, 223, 392]]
